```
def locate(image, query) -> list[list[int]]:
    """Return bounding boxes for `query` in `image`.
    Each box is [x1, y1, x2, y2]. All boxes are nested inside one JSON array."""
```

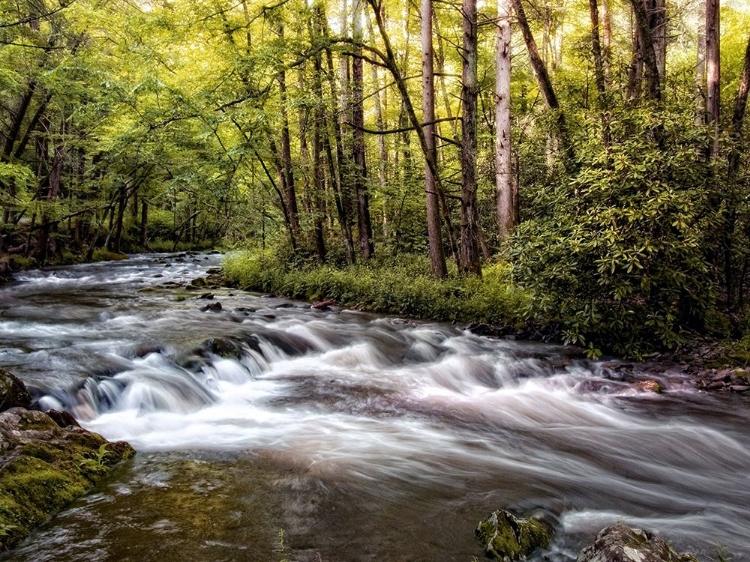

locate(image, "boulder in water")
[[312, 299, 336, 311], [475, 510, 552, 561], [0, 402, 134, 551], [190, 277, 209, 288], [577, 523, 700, 562], [0, 368, 32, 412], [200, 302, 222, 312]]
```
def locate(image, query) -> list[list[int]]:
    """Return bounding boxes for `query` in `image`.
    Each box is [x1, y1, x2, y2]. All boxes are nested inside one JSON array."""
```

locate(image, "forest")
[[1, 0, 750, 356]]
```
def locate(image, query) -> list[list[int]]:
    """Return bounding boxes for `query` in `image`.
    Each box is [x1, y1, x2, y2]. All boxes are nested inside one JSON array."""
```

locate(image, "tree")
[[421, 0, 448, 277], [495, 0, 516, 242]]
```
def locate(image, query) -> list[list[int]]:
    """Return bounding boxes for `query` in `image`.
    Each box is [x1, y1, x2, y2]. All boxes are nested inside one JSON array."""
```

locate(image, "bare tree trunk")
[[460, 0, 482, 275], [601, 0, 612, 80], [589, 0, 612, 158], [496, 0, 516, 241], [141, 198, 149, 250], [421, 0, 448, 277], [696, 1, 706, 126], [706, 0, 720, 158], [627, 17, 644, 101], [319, 3, 356, 262], [278, 25, 301, 240], [628, 0, 662, 102], [648, 0, 667, 86], [352, 0, 374, 258], [729, 35, 750, 176]]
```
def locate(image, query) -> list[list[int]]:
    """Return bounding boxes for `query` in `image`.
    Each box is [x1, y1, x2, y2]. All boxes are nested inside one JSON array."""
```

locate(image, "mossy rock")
[[475, 510, 552, 561], [577, 523, 700, 562], [0, 407, 135, 551]]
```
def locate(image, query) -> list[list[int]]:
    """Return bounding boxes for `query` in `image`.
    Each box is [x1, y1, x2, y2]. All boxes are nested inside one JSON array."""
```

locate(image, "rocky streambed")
[[0, 253, 748, 561]]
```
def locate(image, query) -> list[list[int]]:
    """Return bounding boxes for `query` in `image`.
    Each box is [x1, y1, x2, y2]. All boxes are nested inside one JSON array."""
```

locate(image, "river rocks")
[[0, 403, 134, 551], [200, 302, 222, 312], [189, 276, 209, 288], [696, 368, 750, 393], [577, 523, 699, 562], [0, 368, 32, 412], [312, 299, 336, 311], [635, 379, 662, 393], [475, 510, 552, 561]]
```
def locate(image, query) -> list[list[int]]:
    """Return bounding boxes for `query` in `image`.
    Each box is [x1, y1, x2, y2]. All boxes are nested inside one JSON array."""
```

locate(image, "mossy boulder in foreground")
[[0, 376, 134, 551], [577, 523, 700, 562], [475, 510, 552, 561]]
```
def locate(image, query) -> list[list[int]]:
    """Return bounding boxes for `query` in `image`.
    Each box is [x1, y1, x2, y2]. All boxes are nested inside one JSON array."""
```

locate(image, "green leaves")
[[511, 107, 722, 357]]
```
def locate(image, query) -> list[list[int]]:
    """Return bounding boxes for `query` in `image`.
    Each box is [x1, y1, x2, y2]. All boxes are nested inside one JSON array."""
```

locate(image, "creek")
[[1, 253, 749, 561]]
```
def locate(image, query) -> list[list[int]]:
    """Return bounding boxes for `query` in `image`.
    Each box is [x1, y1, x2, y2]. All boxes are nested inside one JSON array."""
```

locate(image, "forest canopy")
[[1, 0, 750, 356]]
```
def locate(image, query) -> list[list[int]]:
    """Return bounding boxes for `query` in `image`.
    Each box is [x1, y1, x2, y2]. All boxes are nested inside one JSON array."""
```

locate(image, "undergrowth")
[[223, 250, 530, 328]]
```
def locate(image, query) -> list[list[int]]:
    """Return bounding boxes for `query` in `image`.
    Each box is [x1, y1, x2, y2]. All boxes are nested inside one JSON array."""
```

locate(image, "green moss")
[[0, 414, 134, 551], [475, 510, 552, 561]]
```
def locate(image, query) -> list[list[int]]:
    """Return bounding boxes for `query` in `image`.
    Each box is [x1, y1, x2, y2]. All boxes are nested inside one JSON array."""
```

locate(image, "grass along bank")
[[222, 250, 531, 331]]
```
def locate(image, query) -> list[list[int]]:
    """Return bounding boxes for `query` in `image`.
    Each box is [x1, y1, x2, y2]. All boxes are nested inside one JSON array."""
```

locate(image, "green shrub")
[[512, 109, 722, 357]]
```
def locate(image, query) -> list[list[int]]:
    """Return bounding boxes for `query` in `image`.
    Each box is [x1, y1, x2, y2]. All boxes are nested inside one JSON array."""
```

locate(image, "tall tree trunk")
[[421, 0, 448, 278], [3, 81, 37, 158], [460, 0, 482, 275], [141, 198, 149, 250], [628, 0, 662, 102], [729, 35, 750, 177], [627, 17, 644, 101], [278, 25, 301, 241], [589, 0, 612, 157], [706, 0, 720, 158], [352, 0, 374, 258], [496, 0, 516, 241], [113, 185, 128, 254], [696, 2, 707, 126], [648, 0, 667, 86], [319, 3, 356, 262], [312, 106, 328, 261], [511, 0, 576, 170], [601, 0, 612, 80]]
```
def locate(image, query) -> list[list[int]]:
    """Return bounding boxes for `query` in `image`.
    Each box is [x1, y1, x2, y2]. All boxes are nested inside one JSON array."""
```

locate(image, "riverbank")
[[221, 251, 750, 380]]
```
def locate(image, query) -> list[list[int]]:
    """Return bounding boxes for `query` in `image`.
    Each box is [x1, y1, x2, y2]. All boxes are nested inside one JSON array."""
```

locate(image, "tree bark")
[[496, 0, 516, 241], [628, 0, 662, 102], [141, 198, 149, 250], [648, 0, 667, 85], [460, 0, 482, 275], [278, 25, 301, 240], [601, 0, 612, 80], [706, 0, 720, 158], [729, 35, 750, 176], [589, 0, 612, 158], [696, 1, 706, 126], [421, 0, 448, 278], [352, 0, 374, 258]]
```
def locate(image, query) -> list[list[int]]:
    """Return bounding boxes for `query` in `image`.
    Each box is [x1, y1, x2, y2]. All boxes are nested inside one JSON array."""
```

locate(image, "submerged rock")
[[475, 510, 552, 561], [0, 368, 32, 412], [0, 375, 134, 551], [577, 523, 700, 562]]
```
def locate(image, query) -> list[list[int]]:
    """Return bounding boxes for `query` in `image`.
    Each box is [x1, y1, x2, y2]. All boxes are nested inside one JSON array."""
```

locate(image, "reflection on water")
[[1, 253, 749, 561]]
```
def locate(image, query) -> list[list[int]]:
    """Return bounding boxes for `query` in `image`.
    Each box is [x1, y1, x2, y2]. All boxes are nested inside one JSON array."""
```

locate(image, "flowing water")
[[1, 253, 749, 561]]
